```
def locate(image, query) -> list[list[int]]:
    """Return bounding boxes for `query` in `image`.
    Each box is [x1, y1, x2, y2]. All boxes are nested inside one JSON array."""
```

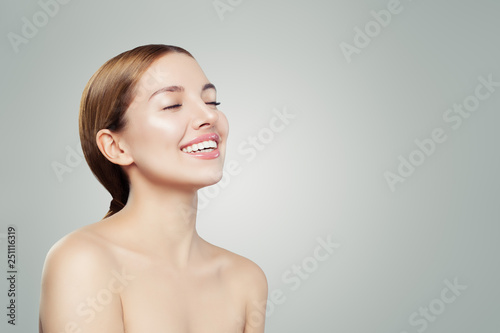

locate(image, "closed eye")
[[162, 102, 220, 110], [162, 104, 182, 110]]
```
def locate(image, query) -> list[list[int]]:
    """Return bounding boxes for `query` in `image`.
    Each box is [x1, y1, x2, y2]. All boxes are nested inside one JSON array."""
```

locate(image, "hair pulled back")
[[79, 44, 193, 219]]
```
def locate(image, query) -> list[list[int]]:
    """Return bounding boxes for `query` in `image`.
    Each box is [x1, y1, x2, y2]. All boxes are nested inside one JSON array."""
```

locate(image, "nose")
[[191, 100, 219, 129]]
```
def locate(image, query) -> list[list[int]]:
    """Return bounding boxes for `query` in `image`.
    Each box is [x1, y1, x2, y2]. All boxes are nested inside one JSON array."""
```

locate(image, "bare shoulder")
[[40, 223, 124, 304], [206, 243, 268, 332], [41, 224, 117, 279], [208, 242, 268, 299], [39, 224, 125, 333]]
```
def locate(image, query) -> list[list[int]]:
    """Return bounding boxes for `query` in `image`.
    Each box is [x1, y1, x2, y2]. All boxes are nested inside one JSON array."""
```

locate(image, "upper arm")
[[39, 233, 125, 333], [242, 260, 268, 333]]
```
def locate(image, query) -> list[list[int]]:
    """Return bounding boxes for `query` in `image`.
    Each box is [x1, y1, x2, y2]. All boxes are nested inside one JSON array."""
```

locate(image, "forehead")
[[138, 52, 208, 90]]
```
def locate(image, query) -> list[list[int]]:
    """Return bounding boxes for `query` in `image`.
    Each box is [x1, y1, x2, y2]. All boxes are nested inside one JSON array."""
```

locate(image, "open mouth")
[[181, 140, 218, 153]]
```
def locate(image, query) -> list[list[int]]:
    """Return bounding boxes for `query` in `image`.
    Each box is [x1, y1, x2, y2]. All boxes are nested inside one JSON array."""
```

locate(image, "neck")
[[111, 179, 203, 269]]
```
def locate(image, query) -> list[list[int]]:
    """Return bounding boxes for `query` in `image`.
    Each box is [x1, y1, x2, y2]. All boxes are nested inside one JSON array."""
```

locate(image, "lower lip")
[[181, 148, 220, 159]]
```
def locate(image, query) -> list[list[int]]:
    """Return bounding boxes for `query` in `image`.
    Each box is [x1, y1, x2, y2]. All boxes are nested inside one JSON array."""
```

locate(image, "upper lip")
[[180, 133, 220, 150]]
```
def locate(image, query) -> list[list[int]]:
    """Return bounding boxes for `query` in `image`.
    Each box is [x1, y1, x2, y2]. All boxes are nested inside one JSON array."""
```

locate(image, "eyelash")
[[163, 104, 182, 110], [162, 102, 220, 110]]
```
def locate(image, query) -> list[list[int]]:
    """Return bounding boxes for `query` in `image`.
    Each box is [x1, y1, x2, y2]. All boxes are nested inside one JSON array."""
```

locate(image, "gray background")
[[1, 0, 499, 332]]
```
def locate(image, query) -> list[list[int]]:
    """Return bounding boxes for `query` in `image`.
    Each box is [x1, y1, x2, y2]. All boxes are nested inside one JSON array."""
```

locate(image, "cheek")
[[148, 116, 182, 143], [219, 112, 230, 136], [126, 115, 183, 155]]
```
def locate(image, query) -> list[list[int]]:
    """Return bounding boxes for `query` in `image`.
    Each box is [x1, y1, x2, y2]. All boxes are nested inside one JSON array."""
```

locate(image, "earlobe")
[[96, 129, 133, 166]]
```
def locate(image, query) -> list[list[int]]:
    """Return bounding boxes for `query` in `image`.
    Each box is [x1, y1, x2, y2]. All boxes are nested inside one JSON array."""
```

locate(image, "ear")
[[96, 129, 133, 166]]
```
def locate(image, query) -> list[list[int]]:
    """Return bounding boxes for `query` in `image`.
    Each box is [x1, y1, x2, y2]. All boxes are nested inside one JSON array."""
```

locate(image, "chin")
[[201, 169, 224, 187]]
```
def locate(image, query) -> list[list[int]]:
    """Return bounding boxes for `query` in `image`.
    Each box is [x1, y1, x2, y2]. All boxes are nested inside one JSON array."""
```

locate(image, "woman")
[[39, 44, 268, 333]]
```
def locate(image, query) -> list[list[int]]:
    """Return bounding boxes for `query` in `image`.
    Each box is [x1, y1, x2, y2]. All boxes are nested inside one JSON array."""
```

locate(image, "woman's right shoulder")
[[39, 225, 126, 333], [41, 223, 121, 288]]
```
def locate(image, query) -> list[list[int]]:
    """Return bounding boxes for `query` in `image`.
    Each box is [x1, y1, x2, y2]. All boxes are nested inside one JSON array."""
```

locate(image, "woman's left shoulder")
[[210, 244, 268, 290], [210, 245, 268, 331]]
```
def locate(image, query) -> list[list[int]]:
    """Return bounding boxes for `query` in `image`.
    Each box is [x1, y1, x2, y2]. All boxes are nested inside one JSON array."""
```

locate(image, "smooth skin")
[[39, 53, 268, 333]]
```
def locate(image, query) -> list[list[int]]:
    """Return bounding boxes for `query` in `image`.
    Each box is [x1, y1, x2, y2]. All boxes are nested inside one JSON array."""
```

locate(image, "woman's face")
[[118, 52, 229, 190]]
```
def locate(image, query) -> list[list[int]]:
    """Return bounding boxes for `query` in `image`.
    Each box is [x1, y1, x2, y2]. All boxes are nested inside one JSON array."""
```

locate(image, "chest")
[[119, 267, 246, 333]]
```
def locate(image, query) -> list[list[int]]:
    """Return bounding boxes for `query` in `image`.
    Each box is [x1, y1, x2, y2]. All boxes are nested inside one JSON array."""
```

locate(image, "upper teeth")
[[182, 140, 218, 153]]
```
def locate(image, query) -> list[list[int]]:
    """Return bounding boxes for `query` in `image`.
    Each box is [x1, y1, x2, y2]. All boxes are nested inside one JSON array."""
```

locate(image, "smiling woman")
[[38, 44, 268, 333]]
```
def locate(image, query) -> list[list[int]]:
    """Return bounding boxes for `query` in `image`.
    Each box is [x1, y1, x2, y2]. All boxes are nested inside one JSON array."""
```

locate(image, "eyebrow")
[[148, 83, 217, 101]]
